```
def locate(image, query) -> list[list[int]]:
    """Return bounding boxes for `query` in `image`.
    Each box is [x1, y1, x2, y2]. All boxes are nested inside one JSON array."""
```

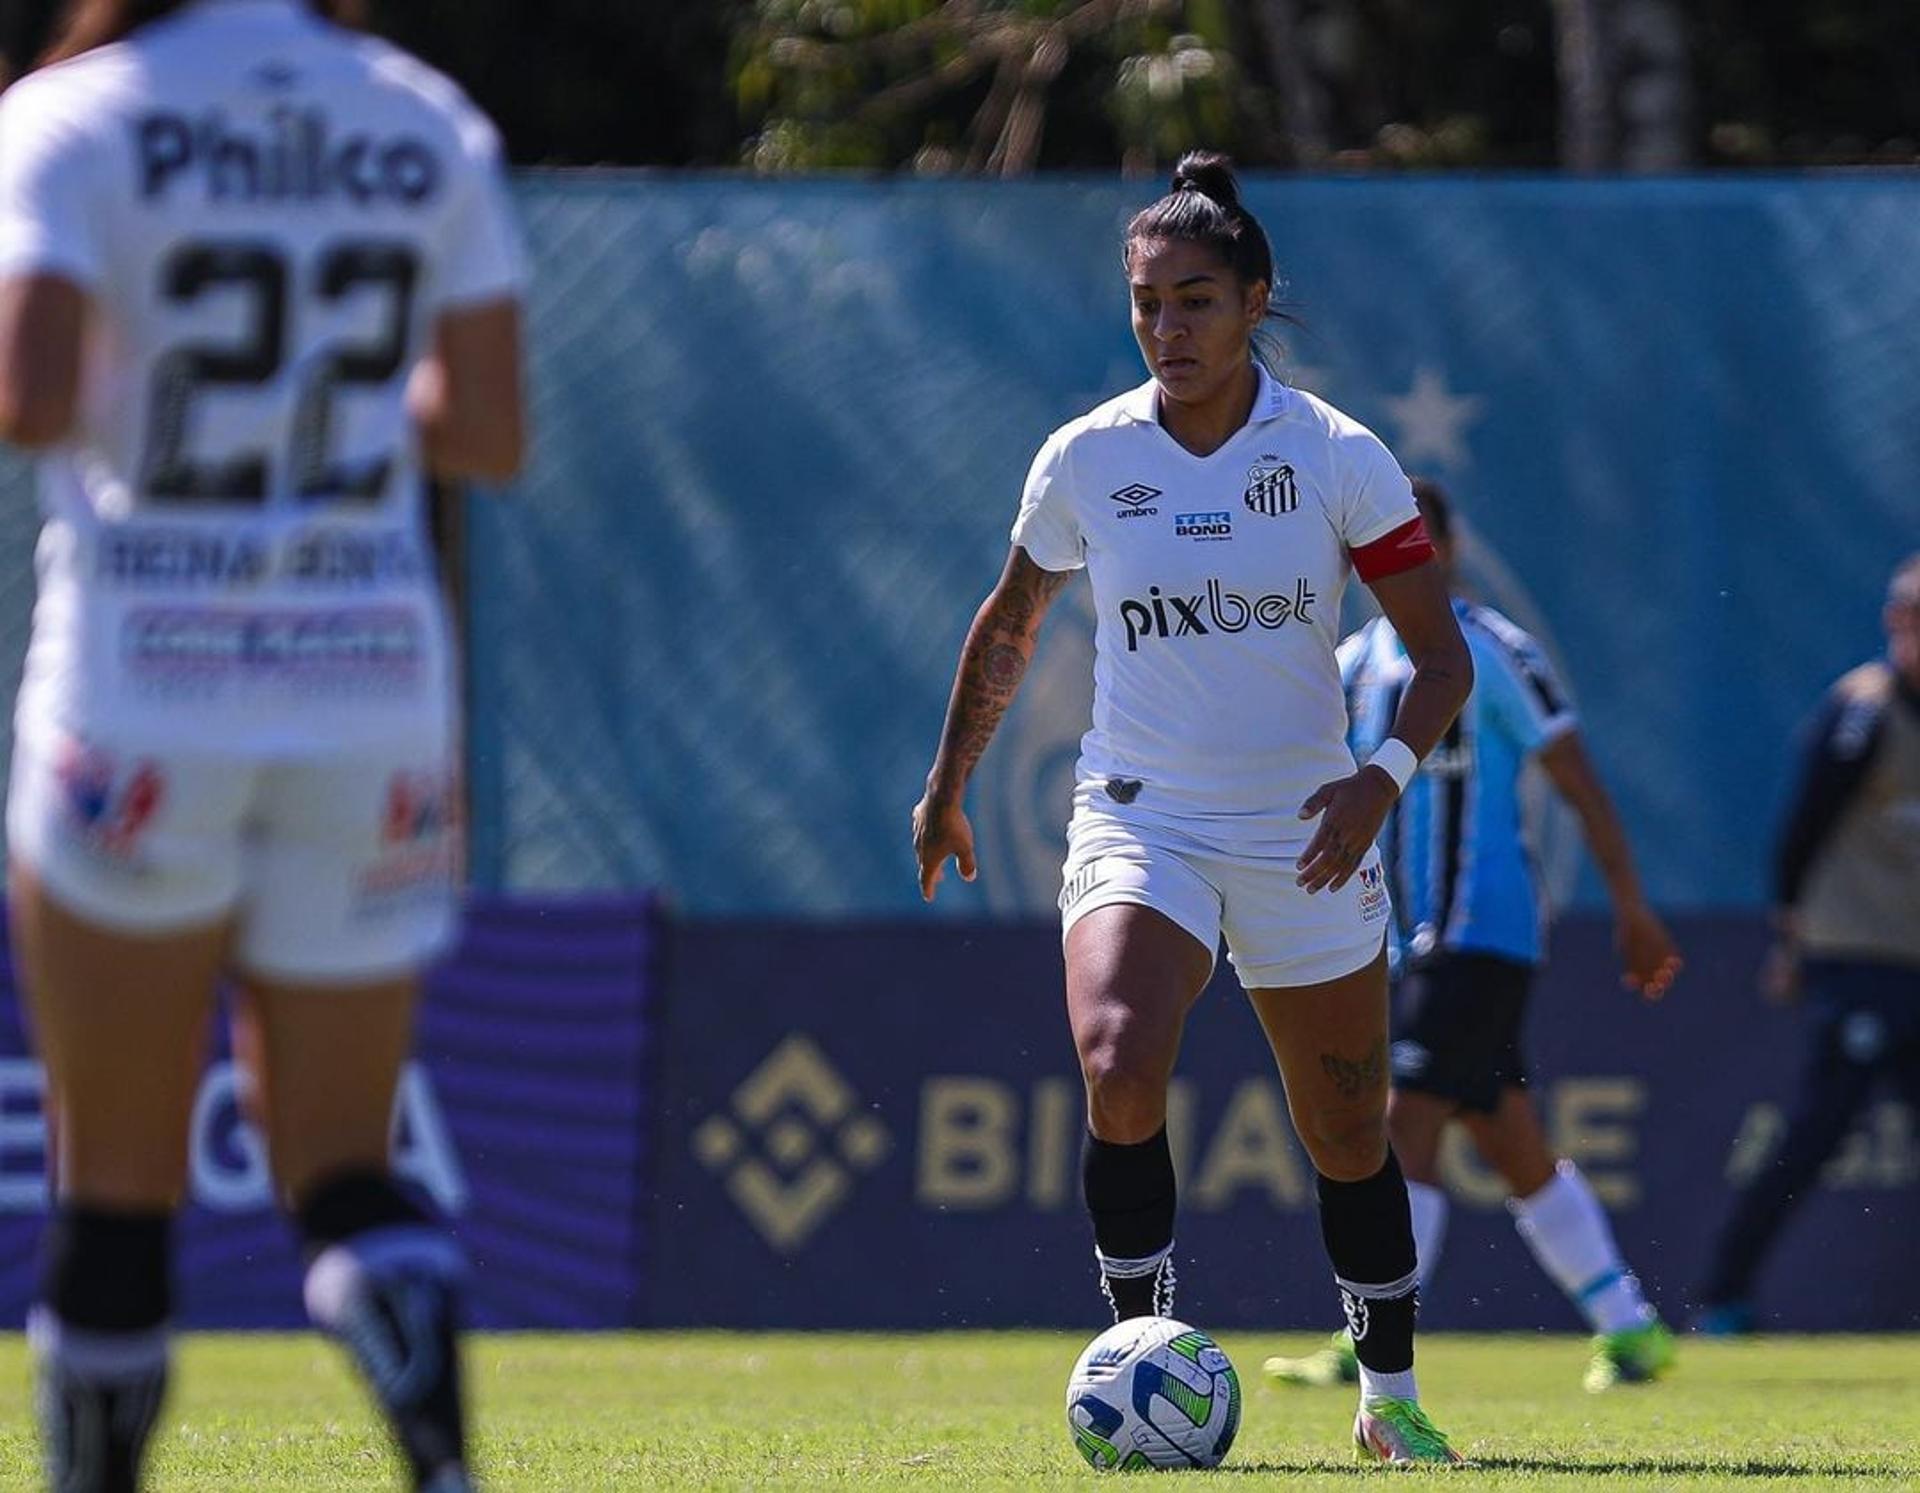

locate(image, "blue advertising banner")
[[0, 895, 657, 1329], [469, 175, 1920, 916], [648, 914, 1920, 1332], [2, 177, 1909, 920]]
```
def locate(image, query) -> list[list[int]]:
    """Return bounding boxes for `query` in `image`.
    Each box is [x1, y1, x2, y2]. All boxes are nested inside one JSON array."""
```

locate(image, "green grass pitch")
[[0, 1331, 1914, 1489]]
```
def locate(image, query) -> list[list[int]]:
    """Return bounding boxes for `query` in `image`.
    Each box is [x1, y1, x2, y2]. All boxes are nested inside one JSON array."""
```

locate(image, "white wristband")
[[1367, 737, 1420, 796]]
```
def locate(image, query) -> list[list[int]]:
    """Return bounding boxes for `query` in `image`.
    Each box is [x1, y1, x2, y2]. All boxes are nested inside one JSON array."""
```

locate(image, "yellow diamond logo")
[[696, 1035, 890, 1251]]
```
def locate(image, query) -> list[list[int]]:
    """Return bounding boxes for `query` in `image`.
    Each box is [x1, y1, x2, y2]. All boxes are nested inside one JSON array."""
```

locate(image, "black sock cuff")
[[1316, 1149, 1416, 1287], [296, 1169, 429, 1250], [1083, 1126, 1177, 1262], [42, 1206, 172, 1332], [1314, 1146, 1403, 1197]]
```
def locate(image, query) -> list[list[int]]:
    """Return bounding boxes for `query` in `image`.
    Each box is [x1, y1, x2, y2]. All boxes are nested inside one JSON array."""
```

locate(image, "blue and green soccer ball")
[[1065, 1317, 1241, 1471]]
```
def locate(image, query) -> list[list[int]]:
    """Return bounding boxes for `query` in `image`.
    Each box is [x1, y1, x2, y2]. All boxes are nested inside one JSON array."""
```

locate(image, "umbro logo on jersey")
[[1118, 578, 1317, 651], [1108, 484, 1161, 519], [1243, 461, 1299, 517]]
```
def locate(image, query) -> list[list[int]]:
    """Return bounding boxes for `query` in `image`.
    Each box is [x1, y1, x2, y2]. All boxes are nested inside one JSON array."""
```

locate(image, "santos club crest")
[[1243, 460, 1299, 517]]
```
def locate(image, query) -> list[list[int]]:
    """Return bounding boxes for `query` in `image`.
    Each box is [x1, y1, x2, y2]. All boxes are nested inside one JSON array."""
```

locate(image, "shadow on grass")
[[1471, 1458, 1901, 1479], [1213, 1457, 1901, 1479]]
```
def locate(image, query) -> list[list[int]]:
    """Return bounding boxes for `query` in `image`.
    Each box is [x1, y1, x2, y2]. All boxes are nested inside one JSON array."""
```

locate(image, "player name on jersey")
[[138, 107, 443, 206]]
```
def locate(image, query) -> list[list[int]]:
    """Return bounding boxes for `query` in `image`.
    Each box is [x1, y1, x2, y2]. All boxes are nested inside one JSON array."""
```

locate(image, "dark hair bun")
[[1169, 151, 1241, 210]]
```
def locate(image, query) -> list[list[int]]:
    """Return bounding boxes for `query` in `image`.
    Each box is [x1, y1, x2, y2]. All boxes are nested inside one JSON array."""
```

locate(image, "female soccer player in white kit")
[[0, 2, 524, 1488], [913, 153, 1473, 1465]]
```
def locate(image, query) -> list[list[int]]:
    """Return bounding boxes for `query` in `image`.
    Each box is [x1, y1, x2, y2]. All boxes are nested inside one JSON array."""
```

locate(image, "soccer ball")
[[1065, 1317, 1241, 1471]]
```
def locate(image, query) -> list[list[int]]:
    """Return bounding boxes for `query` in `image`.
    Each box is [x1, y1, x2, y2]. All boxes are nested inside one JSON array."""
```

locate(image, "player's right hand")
[[911, 793, 976, 902], [1615, 901, 1682, 999]]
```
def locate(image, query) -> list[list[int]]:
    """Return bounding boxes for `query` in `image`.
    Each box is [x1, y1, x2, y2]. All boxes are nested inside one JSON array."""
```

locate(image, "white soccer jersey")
[[0, 0, 525, 755], [1012, 365, 1424, 832]]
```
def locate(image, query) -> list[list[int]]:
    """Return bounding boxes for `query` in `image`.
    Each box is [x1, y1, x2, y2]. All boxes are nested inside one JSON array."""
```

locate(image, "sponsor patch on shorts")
[[353, 769, 458, 919], [1358, 862, 1390, 924], [54, 739, 164, 865]]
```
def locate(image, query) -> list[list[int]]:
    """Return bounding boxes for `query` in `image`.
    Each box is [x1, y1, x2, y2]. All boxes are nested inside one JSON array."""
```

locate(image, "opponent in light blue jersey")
[[1341, 599, 1574, 965], [1268, 479, 1683, 1397]]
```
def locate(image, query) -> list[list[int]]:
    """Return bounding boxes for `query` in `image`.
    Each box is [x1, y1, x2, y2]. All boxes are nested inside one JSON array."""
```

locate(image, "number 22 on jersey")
[[142, 237, 418, 507]]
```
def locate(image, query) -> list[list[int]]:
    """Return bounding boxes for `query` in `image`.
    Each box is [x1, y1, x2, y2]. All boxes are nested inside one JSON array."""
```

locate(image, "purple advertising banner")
[[648, 914, 1920, 1332], [0, 895, 656, 1329], [2, 902, 1910, 1333]]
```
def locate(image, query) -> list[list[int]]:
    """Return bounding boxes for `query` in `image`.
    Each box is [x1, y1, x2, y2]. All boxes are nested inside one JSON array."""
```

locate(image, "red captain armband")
[[1349, 515, 1435, 583]]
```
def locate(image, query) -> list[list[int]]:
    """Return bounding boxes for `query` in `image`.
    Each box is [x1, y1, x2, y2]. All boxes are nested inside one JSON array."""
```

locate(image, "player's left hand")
[[1296, 768, 1396, 894], [1614, 900, 1682, 999]]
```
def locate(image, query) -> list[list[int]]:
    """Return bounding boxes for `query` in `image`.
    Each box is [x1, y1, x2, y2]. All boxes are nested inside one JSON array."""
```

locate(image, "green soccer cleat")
[[1352, 1396, 1465, 1465], [1262, 1330, 1358, 1388], [1583, 1319, 1677, 1393]]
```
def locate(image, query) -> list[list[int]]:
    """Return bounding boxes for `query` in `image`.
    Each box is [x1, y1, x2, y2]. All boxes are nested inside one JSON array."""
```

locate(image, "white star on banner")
[[1383, 365, 1485, 470]]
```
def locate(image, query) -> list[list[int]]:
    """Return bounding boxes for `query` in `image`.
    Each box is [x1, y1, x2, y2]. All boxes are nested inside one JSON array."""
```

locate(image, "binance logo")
[[693, 1035, 890, 1251]]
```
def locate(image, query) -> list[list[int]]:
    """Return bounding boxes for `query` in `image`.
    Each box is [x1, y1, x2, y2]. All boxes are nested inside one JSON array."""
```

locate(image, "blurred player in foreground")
[[914, 154, 1472, 1464], [0, 0, 524, 1487], [1693, 553, 1920, 1334], [1265, 479, 1682, 1394]]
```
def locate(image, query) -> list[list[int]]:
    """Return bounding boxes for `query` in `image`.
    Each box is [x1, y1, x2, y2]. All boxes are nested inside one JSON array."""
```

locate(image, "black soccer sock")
[[298, 1170, 471, 1491], [1083, 1127, 1177, 1320], [34, 1206, 174, 1493], [1316, 1151, 1419, 1382]]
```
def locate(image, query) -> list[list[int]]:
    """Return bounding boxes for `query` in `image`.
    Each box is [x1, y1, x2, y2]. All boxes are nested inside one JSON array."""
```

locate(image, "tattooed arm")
[[912, 547, 1075, 901]]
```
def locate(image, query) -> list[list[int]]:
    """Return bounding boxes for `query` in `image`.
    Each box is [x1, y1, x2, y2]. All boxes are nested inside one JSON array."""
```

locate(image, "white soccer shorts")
[[7, 729, 459, 985], [1058, 799, 1391, 989]]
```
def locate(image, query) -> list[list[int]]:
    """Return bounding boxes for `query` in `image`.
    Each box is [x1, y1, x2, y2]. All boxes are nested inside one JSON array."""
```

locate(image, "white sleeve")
[[432, 116, 527, 311], [0, 80, 105, 288], [1336, 425, 1418, 550], [1009, 430, 1085, 573]]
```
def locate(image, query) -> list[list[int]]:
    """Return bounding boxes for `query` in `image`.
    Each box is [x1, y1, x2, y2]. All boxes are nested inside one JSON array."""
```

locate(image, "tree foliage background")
[[1, 0, 1917, 172]]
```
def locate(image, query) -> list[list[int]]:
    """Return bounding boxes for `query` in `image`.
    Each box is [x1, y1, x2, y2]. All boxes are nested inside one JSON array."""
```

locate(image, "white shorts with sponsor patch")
[[7, 729, 458, 985], [1058, 798, 1391, 989]]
